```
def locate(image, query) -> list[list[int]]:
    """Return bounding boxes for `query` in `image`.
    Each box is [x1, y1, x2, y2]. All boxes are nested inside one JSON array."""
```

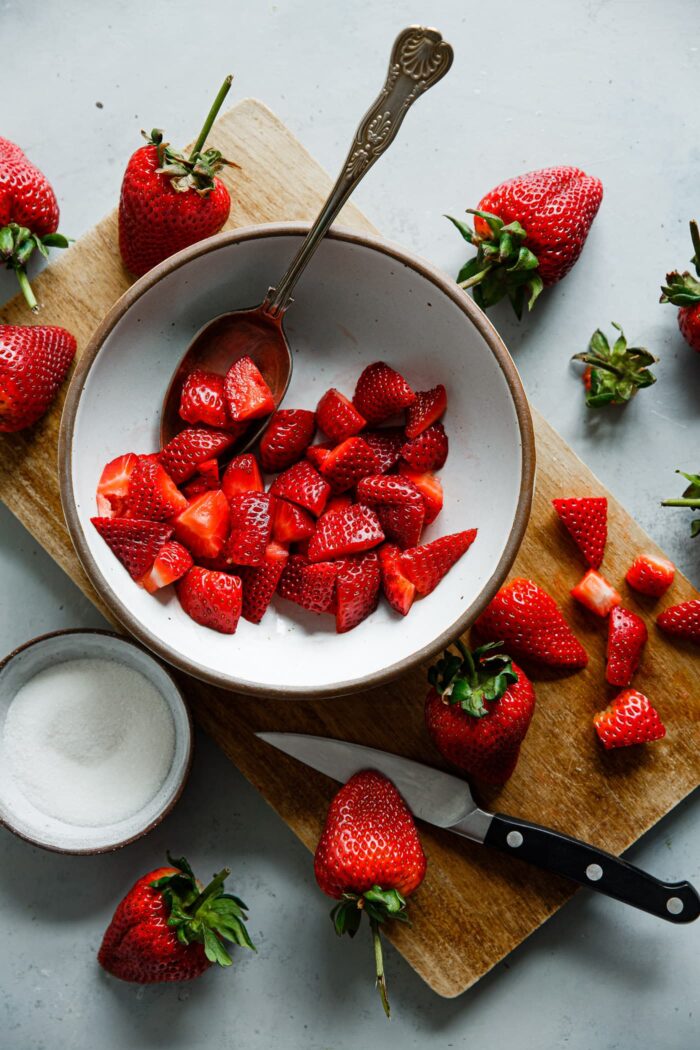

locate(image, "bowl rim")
[[0, 628, 193, 855], [59, 222, 535, 699]]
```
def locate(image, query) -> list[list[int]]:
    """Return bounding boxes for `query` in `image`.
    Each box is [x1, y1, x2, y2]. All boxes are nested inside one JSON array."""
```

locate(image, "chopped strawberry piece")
[[321, 494, 354, 518], [91, 517, 173, 580], [179, 369, 229, 428], [376, 503, 424, 549], [378, 544, 416, 616], [197, 458, 220, 482], [172, 489, 230, 560], [308, 504, 384, 562], [159, 427, 236, 484], [181, 474, 220, 499], [298, 561, 338, 613], [305, 443, 333, 470], [224, 355, 275, 422], [269, 460, 330, 517], [96, 453, 138, 518], [272, 498, 315, 544], [335, 552, 381, 633], [316, 388, 366, 442], [176, 567, 242, 634], [626, 553, 675, 597], [362, 428, 405, 473], [277, 553, 308, 604], [571, 569, 621, 617], [221, 453, 263, 499], [356, 474, 422, 506], [320, 436, 378, 493], [405, 384, 447, 439], [401, 422, 448, 472], [656, 599, 700, 645], [124, 454, 188, 521], [593, 689, 666, 749], [353, 361, 415, 424], [398, 464, 443, 523], [357, 473, 426, 548], [259, 409, 316, 472], [239, 542, 289, 623], [139, 541, 193, 593], [606, 605, 647, 686], [552, 497, 607, 569], [399, 530, 476, 595], [226, 491, 274, 566]]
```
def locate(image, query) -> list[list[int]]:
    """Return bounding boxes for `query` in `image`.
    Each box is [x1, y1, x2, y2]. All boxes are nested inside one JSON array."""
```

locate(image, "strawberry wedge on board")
[[593, 690, 666, 749], [606, 606, 647, 687], [552, 497, 607, 568], [626, 553, 675, 598], [656, 600, 700, 646]]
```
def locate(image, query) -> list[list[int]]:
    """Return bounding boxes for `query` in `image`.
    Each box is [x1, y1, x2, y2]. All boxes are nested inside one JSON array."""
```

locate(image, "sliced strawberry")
[[405, 384, 447, 439], [400, 422, 448, 472], [626, 553, 675, 597], [124, 454, 188, 522], [298, 561, 338, 613], [398, 464, 443, 523], [316, 388, 366, 442], [172, 489, 230, 560], [181, 474, 220, 499], [356, 473, 426, 549], [606, 605, 647, 686], [376, 503, 424, 549], [96, 453, 138, 518], [571, 569, 621, 617], [593, 689, 666, 749], [259, 409, 316, 472], [656, 599, 700, 645], [320, 436, 378, 493], [277, 553, 308, 604], [552, 497, 608, 569], [197, 458, 220, 482], [356, 473, 423, 507], [321, 494, 354, 518], [362, 428, 405, 473], [399, 530, 477, 596], [272, 498, 315, 545], [307, 504, 384, 562], [269, 460, 330, 517], [179, 369, 229, 428], [226, 491, 274, 566], [305, 443, 333, 470], [221, 453, 263, 499], [176, 567, 242, 634], [353, 361, 415, 424], [378, 543, 416, 616], [223, 355, 275, 422], [239, 542, 289, 623], [91, 517, 173, 580], [159, 427, 236, 484], [139, 541, 194, 593], [335, 551, 381, 633]]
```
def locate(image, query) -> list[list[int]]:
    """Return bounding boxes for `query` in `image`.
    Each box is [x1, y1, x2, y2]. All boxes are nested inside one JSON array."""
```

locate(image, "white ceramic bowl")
[[0, 630, 192, 853], [60, 224, 534, 699]]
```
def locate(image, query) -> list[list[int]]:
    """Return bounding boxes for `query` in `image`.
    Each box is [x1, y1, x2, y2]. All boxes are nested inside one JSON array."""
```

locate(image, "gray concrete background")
[[1, 1, 698, 1047]]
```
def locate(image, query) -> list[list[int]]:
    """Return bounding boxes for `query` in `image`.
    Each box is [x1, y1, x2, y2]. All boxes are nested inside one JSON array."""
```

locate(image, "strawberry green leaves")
[[0, 222, 70, 312], [662, 470, 700, 539], [572, 322, 657, 408], [660, 220, 700, 307], [428, 640, 518, 718]]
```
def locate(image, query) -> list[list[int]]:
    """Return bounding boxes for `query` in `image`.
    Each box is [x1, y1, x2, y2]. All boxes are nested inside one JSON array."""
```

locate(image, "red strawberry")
[[124, 455, 187, 521], [321, 494, 354, 518], [378, 544, 416, 616], [400, 423, 448, 472], [226, 491, 274, 566], [197, 457, 220, 482], [376, 503, 424, 549], [308, 504, 384, 562], [320, 436, 378, 493], [660, 220, 700, 353], [357, 474, 426, 549], [259, 408, 316, 472], [362, 428, 405, 473], [334, 552, 381, 633], [626, 553, 675, 598], [91, 516, 173, 580], [0, 139, 70, 310], [221, 453, 263, 499], [223, 355, 275, 423], [356, 473, 423, 508], [159, 427, 236, 484], [398, 464, 443, 524], [271, 498, 315, 545], [593, 690, 666, 750], [98, 853, 253, 983], [425, 641, 535, 785], [181, 474, 220, 499], [448, 166, 603, 316], [552, 497, 607, 569], [298, 561, 339, 613], [179, 369, 229, 428], [474, 577, 588, 669], [277, 553, 308, 604], [353, 362, 416, 425], [96, 453, 138, 517], [656, 600, 700, 646], [316, 388, 366, 442], [399, 531, 477, 596], [405, 385, 447, 439], [118, 79, 234, 276], [239, 542, 289, 623], [172, 489, 230, 560], [570, 569, 621, 617], [305, 443, 333, 470], [269, 460, 330, 517], [314, 770, 426, 1017], [606, 605, 647, 686], [0, 325, 75, 431], [177, 566, 242, 633], [139, 541, 193, 593]]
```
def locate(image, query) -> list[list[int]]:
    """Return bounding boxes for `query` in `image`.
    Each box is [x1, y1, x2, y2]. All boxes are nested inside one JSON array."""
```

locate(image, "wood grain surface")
[[1, 99, 698, 998]]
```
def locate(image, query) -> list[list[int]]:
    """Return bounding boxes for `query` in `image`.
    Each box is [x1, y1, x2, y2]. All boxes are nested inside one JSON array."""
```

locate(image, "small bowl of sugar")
[[0, 629, 192, 853]]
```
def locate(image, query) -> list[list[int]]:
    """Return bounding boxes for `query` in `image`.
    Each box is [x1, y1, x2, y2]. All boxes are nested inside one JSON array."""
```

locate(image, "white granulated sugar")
[[2, 658, 175, 826]]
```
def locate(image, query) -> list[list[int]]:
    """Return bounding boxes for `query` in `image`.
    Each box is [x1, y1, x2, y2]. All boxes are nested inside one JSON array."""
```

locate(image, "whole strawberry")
[[98, 853, 254, 983], [425, 641, 535, 785], [0, 324, 76, 431], [0, 138, 70, 311], [119, 77, 235, 277], [660, 220, 700, 352], [448, 166, 603, 317], [314, 770, 426, 1017]]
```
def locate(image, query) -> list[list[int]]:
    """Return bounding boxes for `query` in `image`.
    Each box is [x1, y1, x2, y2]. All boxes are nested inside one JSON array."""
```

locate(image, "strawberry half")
[[91, 517, 173, 580], [176, 567, 242, 634], [320, 437, 378, 493], [593, 689, 666, 749], [223, 356, 275, 423], [656, 600, 700, 646], [159, 427, 236, 484], [239, 542, 289, 623], [298, 561, 339, 613], [271, 498, 315, 545], [552, 497, 607, 568], [606, 605, 647, 686], [269, 460, 330, 517], [307, 504, 384, 562], [353, 362, 415, 425], [362, 428, 405, 473], [399, 530, 477, 596], [316, 388, 366, 442], [172, 489, 230, 560], [335, 551, 381, 633], [277, 553, 308, 604], [221, 453, 263, 499], [400, 422, 448, 472], [96, 453, 138, 518], [405, 384, 447, 439], [570, 569, 621, 617], [259, 409, 316, 472], [398, 464, 443, 524], [378, 544, 416, 616], [226, 491, 274, 566], [139, 541, 193, 593], [626, 553, 675, 598], [125, 455, 188, 522], [178, 369, 229, 429]]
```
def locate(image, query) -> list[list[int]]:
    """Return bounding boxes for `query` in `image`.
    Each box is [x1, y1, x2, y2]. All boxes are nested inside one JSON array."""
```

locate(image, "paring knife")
[[256, 732, 700, 924]]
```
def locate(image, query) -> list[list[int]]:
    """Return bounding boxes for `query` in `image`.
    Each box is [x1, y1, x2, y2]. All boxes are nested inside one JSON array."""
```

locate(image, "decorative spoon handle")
[[263, 25, 453, 317]]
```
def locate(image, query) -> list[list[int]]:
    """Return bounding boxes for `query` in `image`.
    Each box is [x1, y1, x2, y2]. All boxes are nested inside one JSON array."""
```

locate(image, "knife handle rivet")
[[666, 896, 684, 915], [586, 863, 603, 881], [506, 831, 523, 848]]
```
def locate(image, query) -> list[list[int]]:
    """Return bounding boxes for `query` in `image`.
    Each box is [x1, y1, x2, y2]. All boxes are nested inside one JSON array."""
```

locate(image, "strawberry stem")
[[188, 75, 233, 164], [15, 267, 38, 313], [370, 918, 391, 1019], [189, 867, 231, 914], [661, 498, 700, 508]]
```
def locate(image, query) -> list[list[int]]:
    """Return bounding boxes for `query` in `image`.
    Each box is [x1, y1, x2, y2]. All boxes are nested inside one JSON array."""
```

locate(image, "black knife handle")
[[485, 813, 700, 924]]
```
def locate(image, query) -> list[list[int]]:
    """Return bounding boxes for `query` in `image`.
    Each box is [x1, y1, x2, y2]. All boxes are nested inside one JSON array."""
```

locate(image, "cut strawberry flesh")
[[316, 388, 366, 442], [308, 504, 384, 562], [240, 542, 289, 624], [226, 491, 274, 566], [172, 489, 230, 560], [96, 453, 138, 518], [571, 568, 621, 617], [139, 541, 193, 593], [305, 443, 333, 470], [221, 453, 263, 499], [176, 567, 242, 634], [224, 355, 275, 422], [179, 369, 229, 429], [405, 384, 447, 439], [197, 458, 220, 482], [398, 463, 443, 523], [91, 516, 173, 580], [378, 543, 416, 616], [269, 460, 331, 517], [272, 498, 316, 544]]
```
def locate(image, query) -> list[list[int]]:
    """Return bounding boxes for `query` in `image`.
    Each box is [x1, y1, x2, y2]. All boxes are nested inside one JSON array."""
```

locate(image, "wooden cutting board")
[[1, 99, 698, 998]]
